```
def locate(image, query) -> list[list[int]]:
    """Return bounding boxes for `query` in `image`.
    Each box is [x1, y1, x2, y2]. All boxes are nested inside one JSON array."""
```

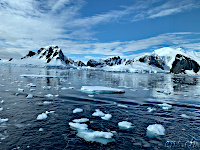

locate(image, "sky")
[[0, 0, 200, 62]]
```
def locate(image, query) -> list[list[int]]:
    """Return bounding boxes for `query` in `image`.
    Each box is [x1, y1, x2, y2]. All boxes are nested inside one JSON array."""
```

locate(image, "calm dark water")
[[0, 65, 200, 150]]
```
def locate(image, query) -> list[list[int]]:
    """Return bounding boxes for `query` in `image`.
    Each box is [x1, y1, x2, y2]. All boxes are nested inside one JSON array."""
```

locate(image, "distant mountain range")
[[4, 46, 200, 74]]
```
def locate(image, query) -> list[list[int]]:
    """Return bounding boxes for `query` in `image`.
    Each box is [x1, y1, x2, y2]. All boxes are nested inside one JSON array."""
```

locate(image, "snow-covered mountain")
[[2, 46, 200, 74]]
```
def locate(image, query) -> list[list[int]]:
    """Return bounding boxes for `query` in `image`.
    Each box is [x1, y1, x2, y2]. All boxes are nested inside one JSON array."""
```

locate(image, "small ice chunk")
[[1, 100, 4, 104], [88, 94, 94, 97], [118, 121, 133, 130], [143, 88, 149, 91], [26, 94, 33, 99], [101, 114, 112, 120], [0, 107, 3, 111], [180, 114, 191, 119], [61, 87, 69, 90], [146, 124, 165, 138], [43, 101, 52, 105], [18, 88, 24, 92], [73, 108, 83, 113], [15, 93, 19, 96], [69, 122, 88, 130], [147, 107, 156, 112], [37, 113, 47, 120], [55, 94, 59, 97], [158, 103, 172, 110], [92, 109, 105, 117], [45, 111, 55, 114], [77, 130, 114, 145], [45, 94, 54, 97], [117, 104, 128, 108], [81, 86, 125, 94], [0, 118, 8, 124], [30, 89, 35, 92], [39, 128, 44, 132], [69, 87, 74, 89], [73, 118, 89, 123], [27, 83, 36, 87]]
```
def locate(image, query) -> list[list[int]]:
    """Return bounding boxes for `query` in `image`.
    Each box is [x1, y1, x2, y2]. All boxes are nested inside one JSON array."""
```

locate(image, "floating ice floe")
[[147, 107, 156, 112], [77, 130, 114, 145], [45, 94, 54, 97], [30, 89, 35, 92], [88, 94, 94, 97], [26, 94, 33, 99], [42, 86, 51, 90], [180, 114, 191, 119], [27, 83, 36, 87], [18, 88, 24, 92], [61, 87, 69, 90], [0, 107, 3, 111], [92, 109, 105, 117], [68, 87, 74, 89], [118, 121, 133, 130], [81, 86, 125, 94], [1, 100, 4, 104], [69, 122, 88, 130], [73, 108, 83, 113], [72, 118, 89, 123], [39, 128, 44, 132], [158, 103, 172, 110], [0, 118, 8, 124], [117, 104, 128, 108], [37, 113, 47, 120], [101, 114, 112, 120], [146, 124, 165, 138]]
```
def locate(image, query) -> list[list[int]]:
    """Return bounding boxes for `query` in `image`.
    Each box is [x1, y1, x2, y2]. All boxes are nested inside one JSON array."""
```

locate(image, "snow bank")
[[118, 121, 133, 130], [146, 124, 165, 138], [81, 86, 125, 94]]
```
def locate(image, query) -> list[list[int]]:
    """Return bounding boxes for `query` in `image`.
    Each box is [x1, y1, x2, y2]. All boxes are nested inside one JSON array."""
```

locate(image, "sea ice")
[[77, 130, 114, 145], [101, 114, 112, 120], [180, 114, 191, 119], [118, 121, 133, 130], [0, 118, 8, 124], [158, 103, 172, 110], [81, 86, 125, 94], [0, 107, 3, 111], [18, 88, 24, 92], [26, 94, 33, 99], [92, 109, 105, 117], [69, 122, 88, 130], [37, 113, 47, 120], [45, 94, 54, 97], [73, 108, 83, 113], [146, 124, 165, 138], [72, 118, 89, 123], [117, 104, 128, 108], [147, 107, 156, 112]]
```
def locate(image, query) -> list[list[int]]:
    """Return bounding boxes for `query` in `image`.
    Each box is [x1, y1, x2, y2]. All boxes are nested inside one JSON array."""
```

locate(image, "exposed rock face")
[[21, 51, 36, 59], [76, 61, 86, 67], [170, 54, 200, 74], [139, 55, 165, 70], [87, 59, 104, 67], [104, 56, 125, 66]]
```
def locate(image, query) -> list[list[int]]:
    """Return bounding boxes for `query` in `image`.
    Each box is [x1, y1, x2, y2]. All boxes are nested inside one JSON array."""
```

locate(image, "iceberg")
[[81, 86, 125, 94], [37, 113, 47, 120], [118, 121, 133, 130], [146, 124, 165, 138]]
